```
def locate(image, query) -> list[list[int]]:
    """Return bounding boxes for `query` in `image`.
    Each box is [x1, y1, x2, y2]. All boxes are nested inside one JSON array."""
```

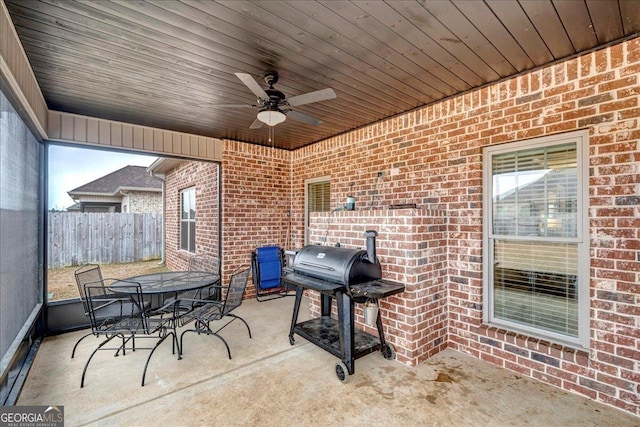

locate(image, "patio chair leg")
[[212, 333, 232, 359], [176, 329, 194, 353], [167, 320, 180, 358], [179, 319, 209, 354], [173, 331, 181, 360], [71, 332, 95, 358], [225, 314, 252, 339], [180, 328, 232, 359], [141, 332, 174, 386], [81, 334, 118, 388]]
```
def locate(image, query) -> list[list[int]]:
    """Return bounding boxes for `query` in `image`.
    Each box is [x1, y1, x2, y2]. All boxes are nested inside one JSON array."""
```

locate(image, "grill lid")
[[292, 230, 382, 285]]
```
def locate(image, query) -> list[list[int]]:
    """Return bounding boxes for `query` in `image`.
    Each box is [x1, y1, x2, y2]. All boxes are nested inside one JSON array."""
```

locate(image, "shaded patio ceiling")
[[5, 0, 640, 150]]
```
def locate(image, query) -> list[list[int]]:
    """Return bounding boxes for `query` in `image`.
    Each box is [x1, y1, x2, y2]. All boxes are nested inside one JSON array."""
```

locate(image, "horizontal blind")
[[308, 181, 330, 212], [493, 240, 579, 337], [492, 143, 577, 238]]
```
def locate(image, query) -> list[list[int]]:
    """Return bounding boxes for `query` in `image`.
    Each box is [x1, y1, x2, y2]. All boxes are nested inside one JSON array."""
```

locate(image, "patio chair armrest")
[[91, 298, 121, 312], [175, 298, 225, 322]]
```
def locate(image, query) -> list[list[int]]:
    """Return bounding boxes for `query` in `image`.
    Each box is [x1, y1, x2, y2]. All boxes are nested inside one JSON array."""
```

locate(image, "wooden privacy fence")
[[48, 212, 162, 268]]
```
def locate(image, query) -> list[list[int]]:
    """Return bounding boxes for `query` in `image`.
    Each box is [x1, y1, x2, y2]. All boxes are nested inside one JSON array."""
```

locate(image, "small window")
[[180, 187, 196, 253], [308, 181, 331, 212], [305, 177, 331, 244], [483, 130, 589, 348]]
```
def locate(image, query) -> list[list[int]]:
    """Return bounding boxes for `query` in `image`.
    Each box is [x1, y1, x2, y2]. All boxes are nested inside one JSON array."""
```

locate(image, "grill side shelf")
[[349, 279, 405, 299], [293, 317, 381, 360]]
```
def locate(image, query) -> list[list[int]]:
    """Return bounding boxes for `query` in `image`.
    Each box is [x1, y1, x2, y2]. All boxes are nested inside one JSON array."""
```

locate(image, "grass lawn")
[[47, 260, 169, 301]]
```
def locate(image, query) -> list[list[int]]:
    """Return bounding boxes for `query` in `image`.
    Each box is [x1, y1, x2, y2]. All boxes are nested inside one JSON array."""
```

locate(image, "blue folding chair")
[[251, 245, 289, 301]]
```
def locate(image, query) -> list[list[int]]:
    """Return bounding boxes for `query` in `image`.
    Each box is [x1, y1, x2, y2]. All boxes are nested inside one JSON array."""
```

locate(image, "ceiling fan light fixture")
[[257, 109, 286, 126]]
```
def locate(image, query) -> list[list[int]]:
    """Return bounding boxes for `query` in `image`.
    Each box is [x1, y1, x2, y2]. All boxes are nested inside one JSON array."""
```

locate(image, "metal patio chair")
[[80, 281, 179, 387], [72, 264, 151, 358], [152, 254, 222, 321], [177, 265, 252, 359], [71, 264, 106, 358], [188, 254, 221, 300]]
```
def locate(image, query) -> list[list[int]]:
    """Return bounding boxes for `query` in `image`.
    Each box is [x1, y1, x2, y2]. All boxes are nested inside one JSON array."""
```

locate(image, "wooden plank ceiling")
[[5, 0, 640, 150]]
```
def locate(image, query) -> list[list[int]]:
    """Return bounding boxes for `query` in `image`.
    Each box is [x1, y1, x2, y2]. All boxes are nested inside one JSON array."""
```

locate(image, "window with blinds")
[[483, 131, 589, 348], [308, 180, 331, 213], [305, 178, 331, 244]]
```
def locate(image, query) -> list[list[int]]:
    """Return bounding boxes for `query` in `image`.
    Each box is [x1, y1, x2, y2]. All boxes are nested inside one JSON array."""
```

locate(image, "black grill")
[[292, 230, 381, 287], [284, 229, 405, 382]]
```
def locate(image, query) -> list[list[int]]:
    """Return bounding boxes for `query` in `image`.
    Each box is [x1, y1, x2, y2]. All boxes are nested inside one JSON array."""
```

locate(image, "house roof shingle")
[[68, 165, 162, 196]]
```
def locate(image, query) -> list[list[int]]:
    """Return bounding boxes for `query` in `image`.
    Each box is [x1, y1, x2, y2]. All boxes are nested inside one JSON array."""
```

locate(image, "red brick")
[[628, 38, 640, 63], [599, 98, 638, 113], [598, 75, 637, 92]]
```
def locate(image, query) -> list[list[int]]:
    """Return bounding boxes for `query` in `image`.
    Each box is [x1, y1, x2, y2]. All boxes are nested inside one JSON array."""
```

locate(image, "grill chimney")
[[364, 230, 378, 264]]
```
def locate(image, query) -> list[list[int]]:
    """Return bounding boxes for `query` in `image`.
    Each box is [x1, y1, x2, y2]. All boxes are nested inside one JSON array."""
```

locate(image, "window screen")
[[0, 90, 42, 366]]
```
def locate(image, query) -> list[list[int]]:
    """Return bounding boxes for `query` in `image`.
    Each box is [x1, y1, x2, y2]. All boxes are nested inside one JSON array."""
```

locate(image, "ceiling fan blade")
[[235, 73, 269, 99], [287, 110, 322, 126], [249, 118, 264, 129], [287, 88, 336, 107], [206, 103, 256, 109]]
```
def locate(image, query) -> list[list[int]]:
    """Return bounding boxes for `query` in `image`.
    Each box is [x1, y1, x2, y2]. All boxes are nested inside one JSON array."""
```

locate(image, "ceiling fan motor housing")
[[266, 88, 285, 102], [264, 71, 279, 86], [264, 71, 286, 108]]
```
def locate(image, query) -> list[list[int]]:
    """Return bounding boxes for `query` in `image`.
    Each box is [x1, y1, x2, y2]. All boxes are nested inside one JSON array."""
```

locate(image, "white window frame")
[[180, 187, 196, 253], [482, 130, 590, 349], [304, 176, 331, 245]]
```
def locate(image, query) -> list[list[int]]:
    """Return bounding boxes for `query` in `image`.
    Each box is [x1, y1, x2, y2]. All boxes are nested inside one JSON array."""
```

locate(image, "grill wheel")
[[382, 342, 396, 360], [335, 362, 349, 383]]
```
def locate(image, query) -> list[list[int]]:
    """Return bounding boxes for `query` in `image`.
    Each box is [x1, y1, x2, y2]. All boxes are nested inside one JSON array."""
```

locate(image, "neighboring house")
[[65, 203, 81, 212], [493, 168, 578, 237], [67, 165, 163, 213]]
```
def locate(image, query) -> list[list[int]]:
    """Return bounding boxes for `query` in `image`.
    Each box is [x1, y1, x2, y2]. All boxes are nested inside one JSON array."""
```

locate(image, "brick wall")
[[221, 141, 292, 297], [164, 160, 220, 271], [287, 37, 638, 415], [163, 143, 292, 295], [122, 191, 162, 213]]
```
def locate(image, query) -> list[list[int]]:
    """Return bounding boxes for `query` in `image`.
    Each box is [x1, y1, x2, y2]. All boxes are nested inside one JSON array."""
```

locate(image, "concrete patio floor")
[[18, 296, 639, 426]]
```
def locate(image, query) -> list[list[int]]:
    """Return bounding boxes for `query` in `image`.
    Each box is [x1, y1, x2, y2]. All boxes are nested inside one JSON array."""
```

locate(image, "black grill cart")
[[284, 272, 404, 382]]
